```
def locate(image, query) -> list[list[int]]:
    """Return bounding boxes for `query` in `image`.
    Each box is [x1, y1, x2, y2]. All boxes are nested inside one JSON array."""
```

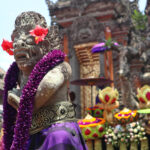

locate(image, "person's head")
[[11, 11, 62, 73]]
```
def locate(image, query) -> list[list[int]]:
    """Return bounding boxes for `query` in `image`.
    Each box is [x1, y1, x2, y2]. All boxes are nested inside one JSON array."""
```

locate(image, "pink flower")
[[29, 25, 48, 44], [1, 39, 13, 55]]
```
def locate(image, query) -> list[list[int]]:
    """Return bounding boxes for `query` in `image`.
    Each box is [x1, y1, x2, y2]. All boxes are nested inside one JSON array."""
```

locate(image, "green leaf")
[[137, 109, 150, 114], [131, 9, 148, 31]]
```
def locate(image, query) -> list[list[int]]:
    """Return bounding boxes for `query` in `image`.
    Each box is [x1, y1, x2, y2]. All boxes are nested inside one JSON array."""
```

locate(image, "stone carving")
[[114, 0, 138, 25], [9, 11, 70, 111], [115, 26, 150, 108], [3, 11, 87, 150], [69, 16, 104, 44], [112, 0, 150, 109], [113, 45, 140, 109], [9, 12, 63, 109]]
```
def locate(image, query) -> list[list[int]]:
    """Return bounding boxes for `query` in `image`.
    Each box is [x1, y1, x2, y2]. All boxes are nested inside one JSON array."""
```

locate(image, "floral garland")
[[3, 50, 65, 150], [3, 62, 19, 150]]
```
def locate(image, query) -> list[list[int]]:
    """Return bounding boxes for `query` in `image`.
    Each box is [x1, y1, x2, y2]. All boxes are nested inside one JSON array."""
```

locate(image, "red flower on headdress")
[[29, 25, 48, 44], [1, 39, 13, 55]]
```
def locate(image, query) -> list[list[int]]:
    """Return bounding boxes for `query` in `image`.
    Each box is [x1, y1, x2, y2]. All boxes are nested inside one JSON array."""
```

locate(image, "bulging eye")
[[26, 37, 35, 45]]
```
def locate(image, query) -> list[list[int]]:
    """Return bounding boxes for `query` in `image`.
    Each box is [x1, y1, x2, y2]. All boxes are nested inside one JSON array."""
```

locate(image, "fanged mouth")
[[15, 51, 30, 62]]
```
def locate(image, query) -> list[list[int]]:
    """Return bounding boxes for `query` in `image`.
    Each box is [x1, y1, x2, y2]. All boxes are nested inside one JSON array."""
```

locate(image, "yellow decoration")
[[137, 85, 150, 108], [97, 87, 119, 124], [114, 108, 137, 124], [98, 87, 119, 104], [78, 114, 105, 140], [78, 114, 105, 128], [137, 85, 150, 103]]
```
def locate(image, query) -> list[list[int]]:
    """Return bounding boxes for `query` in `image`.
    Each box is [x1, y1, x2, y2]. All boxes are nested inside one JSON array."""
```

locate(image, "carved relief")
[[74, 43, 100, 117], [69, 16, 104, 44]]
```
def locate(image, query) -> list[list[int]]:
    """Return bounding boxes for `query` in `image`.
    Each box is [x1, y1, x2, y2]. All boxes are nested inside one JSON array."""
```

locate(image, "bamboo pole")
[[130, 142, 138, 150], [119, 143, 127, 150], [106, 143, 114, 150], [94, 139, 102, 150], [86, 140, 94, 150], [141, 138, 149, 150], [104, 26, 114, 87]]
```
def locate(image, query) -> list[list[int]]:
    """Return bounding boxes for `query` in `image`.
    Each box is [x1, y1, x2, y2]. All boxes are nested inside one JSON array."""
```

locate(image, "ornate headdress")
[[11, 11, 62, 54]]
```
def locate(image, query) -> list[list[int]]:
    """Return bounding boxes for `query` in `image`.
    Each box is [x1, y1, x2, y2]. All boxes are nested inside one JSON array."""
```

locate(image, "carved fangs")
[[15, 52, 30, 61]]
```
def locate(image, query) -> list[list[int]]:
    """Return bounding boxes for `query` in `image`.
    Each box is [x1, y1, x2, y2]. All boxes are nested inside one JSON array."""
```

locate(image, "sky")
[[0, 0, 147, 71]]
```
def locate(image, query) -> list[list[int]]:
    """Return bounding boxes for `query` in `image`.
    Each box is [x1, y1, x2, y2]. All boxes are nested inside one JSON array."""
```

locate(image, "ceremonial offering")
[[126, 122, 147, 150], [105, 125, 129, 148], [78, 114, 105, 140], [98, 87, 119, 104], [137, 85, 150, 106], [97, 87, 119, 123], [86, 106, 103, 118], [114, 108, 138, 125]]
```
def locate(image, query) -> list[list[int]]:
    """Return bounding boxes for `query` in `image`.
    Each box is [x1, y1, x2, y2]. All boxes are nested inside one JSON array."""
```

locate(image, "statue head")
[[11, 11, 62, 74]]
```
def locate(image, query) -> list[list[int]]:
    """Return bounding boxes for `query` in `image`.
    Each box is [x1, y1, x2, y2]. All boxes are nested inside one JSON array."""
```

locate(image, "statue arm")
[[34, 62, 72, 111]]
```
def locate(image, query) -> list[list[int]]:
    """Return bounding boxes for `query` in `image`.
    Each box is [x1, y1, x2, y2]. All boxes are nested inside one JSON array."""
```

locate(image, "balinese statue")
[[2, 11, 87, 150]]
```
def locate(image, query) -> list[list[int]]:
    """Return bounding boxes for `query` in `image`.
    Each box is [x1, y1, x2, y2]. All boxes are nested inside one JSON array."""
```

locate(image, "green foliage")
[[105, 38, 113, 48], [132, 10, 148, 31], [105, 38, 115, 48], [137, 108, 150, 114], [105, 38, 118, 49]]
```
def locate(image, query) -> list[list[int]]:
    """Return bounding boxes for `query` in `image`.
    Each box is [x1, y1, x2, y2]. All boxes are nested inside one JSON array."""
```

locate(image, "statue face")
[[11, 11, 62, 73], [12, 25, 43, 73]]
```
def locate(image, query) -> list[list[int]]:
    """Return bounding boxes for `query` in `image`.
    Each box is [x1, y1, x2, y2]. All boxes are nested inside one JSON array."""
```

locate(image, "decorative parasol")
[[70, 77, 113, 86], [91, 42, 108, 53], [91, 40, 119, 53]]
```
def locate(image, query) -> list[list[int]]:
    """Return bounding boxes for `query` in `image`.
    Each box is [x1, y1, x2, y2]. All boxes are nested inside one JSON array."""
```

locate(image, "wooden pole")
[[63, 34, 70, 88], [63, 34, 69, 62], [104, 27, 114, 87]]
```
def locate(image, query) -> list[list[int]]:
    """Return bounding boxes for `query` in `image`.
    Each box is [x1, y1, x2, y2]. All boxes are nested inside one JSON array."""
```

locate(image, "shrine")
[[45, 0, 150, 149], [0, 0, 150, 150], [46, 0, 139, 116]]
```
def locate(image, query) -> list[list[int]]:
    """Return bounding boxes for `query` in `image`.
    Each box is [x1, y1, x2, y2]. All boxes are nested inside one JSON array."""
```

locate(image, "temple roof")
[[46, 0, 119, 13]]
